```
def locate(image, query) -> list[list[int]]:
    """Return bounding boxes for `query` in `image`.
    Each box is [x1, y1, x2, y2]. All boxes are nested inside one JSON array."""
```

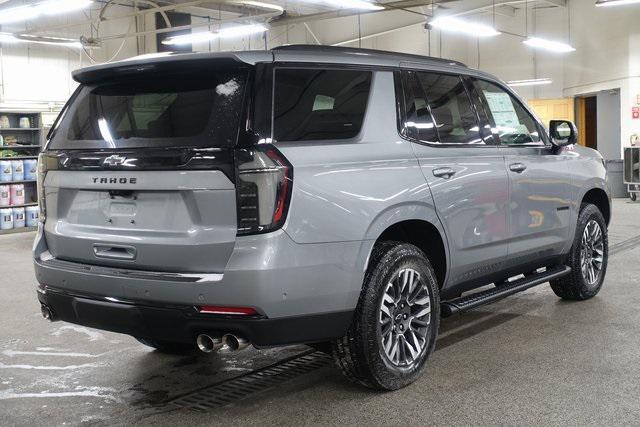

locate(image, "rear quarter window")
[[273, 68, 372, 142]]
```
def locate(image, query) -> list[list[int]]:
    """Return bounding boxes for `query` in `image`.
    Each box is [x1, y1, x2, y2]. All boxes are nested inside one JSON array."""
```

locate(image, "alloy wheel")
[[378, 268, 431, 367], [580, 219, 604, 286]]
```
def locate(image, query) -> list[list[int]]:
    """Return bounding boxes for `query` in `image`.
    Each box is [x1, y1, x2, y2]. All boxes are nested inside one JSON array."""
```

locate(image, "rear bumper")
[[37, 286, 352, 347], [33, 224, 369, 345]]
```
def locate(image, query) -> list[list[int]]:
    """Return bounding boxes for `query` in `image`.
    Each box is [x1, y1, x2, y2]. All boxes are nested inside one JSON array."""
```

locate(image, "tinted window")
[[418, 73, 483, 144], [474, 79, 543, 146], [400, 71, 438, 143], [273, 69, 372, 142], [49, 68, 248, 149]]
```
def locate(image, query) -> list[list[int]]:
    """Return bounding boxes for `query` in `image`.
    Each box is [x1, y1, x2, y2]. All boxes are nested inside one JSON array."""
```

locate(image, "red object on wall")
[[633, 107, 640, 119]]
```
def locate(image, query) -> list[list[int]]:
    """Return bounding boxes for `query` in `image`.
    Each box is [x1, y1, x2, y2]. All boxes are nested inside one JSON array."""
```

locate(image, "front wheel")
[[630, 192, 637, 202], [332, 242, 440, 390], [550, 203, 608, 300]]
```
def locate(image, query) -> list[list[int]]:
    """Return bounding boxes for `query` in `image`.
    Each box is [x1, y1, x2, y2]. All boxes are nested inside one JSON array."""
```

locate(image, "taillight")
[[37, 153, 48, 222], [235, 145, 292, 235]]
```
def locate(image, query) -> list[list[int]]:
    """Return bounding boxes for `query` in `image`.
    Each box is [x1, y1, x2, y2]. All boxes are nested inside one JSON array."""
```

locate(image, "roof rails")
[[271, 44, 467, 68]]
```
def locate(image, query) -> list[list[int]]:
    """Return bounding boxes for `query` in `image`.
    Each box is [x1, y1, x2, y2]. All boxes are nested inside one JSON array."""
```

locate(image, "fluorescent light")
[[0, 0, 92, 25], [319, 0, 383, 10], [0, 32, 82, 48], [162, 24, 268, 46], [596, 0, 640, 6], [162, 31, 218, 46], [523, 37, 575, 53], [430, 16, 500, 37], [508, 78, 553, 87]]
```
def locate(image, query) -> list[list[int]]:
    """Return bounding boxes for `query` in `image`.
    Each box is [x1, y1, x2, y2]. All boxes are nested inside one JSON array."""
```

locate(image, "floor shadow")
[[436, 311, 522, 351]]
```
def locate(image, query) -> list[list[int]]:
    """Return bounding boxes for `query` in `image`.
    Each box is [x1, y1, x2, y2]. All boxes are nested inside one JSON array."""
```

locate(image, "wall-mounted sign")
[[633, 107, 640, 119]]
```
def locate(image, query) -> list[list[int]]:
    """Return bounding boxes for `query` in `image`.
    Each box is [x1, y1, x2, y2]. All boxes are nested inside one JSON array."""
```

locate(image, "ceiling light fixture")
[[595, 0, 640, 6], [523, 37, 575, 53], [162, 24, 268, 46], [430, 16, 500, 37], [0, 0, 92, 25], [507, 78, 553, 87], [0, 32, 82, 48]]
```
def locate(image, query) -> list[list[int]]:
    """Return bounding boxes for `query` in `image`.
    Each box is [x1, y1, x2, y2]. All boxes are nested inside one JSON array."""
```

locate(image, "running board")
[[441, 265, 571, 318]]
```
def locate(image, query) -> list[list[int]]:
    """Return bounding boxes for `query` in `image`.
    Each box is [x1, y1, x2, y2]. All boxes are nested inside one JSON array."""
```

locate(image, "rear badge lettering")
[[92, 177, 137, 184]]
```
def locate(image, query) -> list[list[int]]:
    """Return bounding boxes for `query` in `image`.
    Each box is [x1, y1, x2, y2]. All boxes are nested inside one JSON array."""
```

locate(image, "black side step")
[[441, 265, 571, 318]]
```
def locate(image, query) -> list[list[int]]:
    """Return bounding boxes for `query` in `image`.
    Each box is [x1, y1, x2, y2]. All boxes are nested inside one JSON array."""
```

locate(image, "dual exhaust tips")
[[196, 334, 249, 353]]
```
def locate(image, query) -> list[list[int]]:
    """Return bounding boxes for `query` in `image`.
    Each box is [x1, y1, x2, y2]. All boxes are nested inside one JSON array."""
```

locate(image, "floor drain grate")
[[610, 234, 640, 256], [166, 351, 332, 411]]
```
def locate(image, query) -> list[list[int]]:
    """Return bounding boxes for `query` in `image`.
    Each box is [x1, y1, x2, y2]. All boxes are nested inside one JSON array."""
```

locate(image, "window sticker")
[[312, 95, 335, 111], [483, 91, 522, 133]]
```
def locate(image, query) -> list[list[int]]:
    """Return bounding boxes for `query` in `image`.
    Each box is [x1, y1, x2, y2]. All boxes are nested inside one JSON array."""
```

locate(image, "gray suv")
[[34, 45, 610, 390]]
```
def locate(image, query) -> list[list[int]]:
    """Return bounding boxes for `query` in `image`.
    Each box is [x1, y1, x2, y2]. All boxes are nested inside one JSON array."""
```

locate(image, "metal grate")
[[166, 351, 332, 412]]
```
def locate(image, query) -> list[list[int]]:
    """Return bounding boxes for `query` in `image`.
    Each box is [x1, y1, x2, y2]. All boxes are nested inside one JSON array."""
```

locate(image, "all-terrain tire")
[[550, 203, 608, 300], [332, 241, 440, 390]]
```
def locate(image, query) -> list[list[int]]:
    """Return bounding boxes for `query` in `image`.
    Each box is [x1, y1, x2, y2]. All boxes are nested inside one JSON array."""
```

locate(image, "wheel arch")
[[355, 203, 450, 292], [374, 219, 448, 289], [581, 187, 611, 225]]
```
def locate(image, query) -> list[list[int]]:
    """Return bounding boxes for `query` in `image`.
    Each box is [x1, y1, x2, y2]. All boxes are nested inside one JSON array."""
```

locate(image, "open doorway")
[[577, 96, 598, 150]]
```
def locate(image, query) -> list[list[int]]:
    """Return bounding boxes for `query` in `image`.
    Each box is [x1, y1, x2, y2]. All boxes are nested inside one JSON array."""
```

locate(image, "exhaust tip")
[[196, 334, 222, 353], [41, 304, 54, 321], [222, 334, 249, 351]]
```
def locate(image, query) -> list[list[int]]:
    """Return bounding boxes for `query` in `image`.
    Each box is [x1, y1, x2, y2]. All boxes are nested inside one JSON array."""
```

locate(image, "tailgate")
[[43, 169, 237, 273]]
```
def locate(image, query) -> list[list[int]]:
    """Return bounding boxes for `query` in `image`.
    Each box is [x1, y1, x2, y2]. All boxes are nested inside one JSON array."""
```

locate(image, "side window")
[[400, 71, 438, 143], [273, 68, 372, 142], [417, 72, 484, 145], [473, 79, 544, 146]]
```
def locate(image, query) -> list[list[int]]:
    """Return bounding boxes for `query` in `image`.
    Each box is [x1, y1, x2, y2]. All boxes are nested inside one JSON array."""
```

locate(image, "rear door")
[[400, 70, 510, 287], [42, 64, 251, 273], [469, 77, 573, 263]]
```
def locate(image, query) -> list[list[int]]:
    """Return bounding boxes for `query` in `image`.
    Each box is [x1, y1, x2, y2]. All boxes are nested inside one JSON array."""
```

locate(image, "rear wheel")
[[550, 203, 608, 300], [630, 192, 637, 202], [332, 242, 440, 390], [135, 337, 198, 354]]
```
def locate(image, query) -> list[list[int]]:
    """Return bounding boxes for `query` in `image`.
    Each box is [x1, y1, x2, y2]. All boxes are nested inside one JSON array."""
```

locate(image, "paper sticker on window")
[[484, 91, 520, 129], [312, 95, 335, 111]]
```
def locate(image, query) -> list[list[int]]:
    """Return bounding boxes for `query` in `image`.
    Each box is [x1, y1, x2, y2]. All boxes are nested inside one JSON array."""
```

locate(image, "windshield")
[[49, 67, 249, 150]]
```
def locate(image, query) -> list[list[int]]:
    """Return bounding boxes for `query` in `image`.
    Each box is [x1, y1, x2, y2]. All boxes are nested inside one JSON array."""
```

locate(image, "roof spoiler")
[[72, 51, 271, 84]]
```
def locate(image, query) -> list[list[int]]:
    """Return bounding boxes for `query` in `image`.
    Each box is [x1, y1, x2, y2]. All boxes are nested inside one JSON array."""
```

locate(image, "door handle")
[[432, 167, 456, 178], [509, 163, 527, 173]]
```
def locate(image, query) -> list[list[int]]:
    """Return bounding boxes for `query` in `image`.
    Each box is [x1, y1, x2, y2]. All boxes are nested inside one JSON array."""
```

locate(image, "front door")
[[469, 78, 573, 264], [399, 70, 510, 287]]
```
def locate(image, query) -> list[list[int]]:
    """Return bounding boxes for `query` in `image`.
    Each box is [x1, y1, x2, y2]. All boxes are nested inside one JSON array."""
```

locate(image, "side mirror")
[[549, 120, 577, 147]]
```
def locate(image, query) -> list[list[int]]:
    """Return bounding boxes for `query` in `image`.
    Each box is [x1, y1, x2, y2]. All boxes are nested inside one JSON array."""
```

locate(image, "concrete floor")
[[2, 199, 640, 425]]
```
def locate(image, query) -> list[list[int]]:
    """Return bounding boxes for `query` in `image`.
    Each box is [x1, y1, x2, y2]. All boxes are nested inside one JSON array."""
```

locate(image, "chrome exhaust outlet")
[[40, 304, 54, 321], [222, 334, 250, 351], [196, 334, 223, 353]]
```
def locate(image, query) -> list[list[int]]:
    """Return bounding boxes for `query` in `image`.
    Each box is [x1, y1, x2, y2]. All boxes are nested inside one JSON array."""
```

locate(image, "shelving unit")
[[0, 111, 42, 235]]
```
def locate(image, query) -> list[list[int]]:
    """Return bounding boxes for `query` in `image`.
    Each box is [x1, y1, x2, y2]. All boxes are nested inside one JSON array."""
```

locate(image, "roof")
[[72, 44, 470, 84], [272, 44, 467, 68]]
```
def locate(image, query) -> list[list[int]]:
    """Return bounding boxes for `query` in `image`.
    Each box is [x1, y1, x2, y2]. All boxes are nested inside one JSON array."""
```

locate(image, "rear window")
[[49, 68, 249, 149], [273, 68, 372, 142]]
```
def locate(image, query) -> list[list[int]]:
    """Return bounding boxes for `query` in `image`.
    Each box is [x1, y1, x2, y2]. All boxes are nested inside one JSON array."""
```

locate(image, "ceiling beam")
[[541, 0, 567, 6]]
